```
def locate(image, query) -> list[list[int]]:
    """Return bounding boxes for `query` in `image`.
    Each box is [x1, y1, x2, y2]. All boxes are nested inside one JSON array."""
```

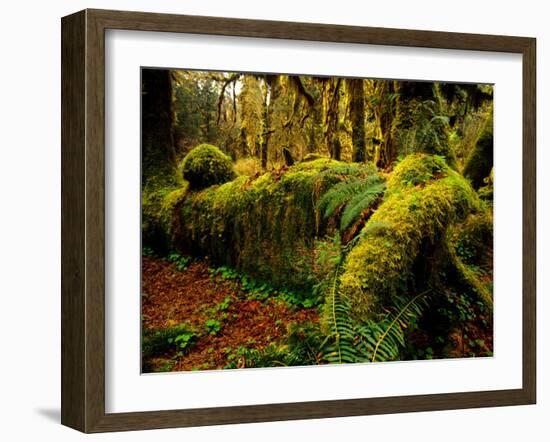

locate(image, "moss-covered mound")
[[181, 144, 236, 189], [339, 154, 481, 317], [301, 153, 327, 163], [175, 159, 381, 290]]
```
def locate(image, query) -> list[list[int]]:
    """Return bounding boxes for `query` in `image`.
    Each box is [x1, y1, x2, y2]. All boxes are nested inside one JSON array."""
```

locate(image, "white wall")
[[0, 0, 547, 440]]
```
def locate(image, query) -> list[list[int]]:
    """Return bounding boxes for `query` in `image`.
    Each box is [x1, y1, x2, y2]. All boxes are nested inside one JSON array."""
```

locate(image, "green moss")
[[301, 153, 327, 162], [463, 115, 493, 189], [142, 171, 183, 251], [176, 160, 380, 290], [387, 153, 447, 189], [339, 154, 480, 318], [181, 144, 236, 190]]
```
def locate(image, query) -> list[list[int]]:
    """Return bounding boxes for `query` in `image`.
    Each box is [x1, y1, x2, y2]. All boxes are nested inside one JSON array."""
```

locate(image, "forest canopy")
[[141, 68, 493, 372]]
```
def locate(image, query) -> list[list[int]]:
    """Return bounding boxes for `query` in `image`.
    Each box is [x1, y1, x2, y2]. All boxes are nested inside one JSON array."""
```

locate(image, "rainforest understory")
[[141, 69, 494, 372]]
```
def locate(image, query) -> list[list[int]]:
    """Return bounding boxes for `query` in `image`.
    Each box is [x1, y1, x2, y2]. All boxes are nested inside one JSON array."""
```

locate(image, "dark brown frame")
[[61, 8, 536, 433]]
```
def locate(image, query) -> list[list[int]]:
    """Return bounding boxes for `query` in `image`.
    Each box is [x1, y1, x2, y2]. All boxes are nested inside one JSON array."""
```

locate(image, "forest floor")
[[141, 256, 318, 372]]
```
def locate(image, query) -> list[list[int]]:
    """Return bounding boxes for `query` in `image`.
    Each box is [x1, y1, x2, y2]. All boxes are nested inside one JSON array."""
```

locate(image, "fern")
[[320, 267, 364, 364], [366, 292, 428, 362], [340, 181, 386, 231], [321, 263, 429, 364], [318, 175, 385, 233]]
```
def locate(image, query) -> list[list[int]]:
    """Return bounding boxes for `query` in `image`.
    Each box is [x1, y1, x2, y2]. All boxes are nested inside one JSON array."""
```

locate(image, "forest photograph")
[[141, 67, 494, 373]]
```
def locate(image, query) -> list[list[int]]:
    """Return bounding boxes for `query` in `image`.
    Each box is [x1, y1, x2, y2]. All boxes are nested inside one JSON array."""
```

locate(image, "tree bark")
[[349, 79, 366, 162], [141, 69, 177, 183]]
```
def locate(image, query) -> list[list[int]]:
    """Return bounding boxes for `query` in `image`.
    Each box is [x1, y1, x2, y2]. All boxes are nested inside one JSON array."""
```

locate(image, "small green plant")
[[142, 323, 197, 359], [167, 252, 192, 271], [168, 331, 196, 351], [205, 319, 222, 335], [211, 265, 320, 308], [216, 296, 232, 312], [142, 246, 155, 257]]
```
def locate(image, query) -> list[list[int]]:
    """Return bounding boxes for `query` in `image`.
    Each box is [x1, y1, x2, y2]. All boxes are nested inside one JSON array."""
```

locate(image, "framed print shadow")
[[61, 9, 536, 433]]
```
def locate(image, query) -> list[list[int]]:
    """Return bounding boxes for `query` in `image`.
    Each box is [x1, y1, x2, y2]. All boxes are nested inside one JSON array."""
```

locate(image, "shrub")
[[181, 144, 236, 189]]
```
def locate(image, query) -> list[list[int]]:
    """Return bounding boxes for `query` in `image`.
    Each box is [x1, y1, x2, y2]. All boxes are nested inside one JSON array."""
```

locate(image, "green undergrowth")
[[142, 322, 198, 362], [209, 265, 322, 309], [223, 321, 324, 369]]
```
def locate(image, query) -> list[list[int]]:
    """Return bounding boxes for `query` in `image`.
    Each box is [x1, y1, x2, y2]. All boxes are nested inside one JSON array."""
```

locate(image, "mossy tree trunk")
[[141, 69, 177, 184], [261, 75, 281, 168], [349, 79, 366, 163], [322, 78, 342, 160], [365, 80, 401, 169], [141, 69, 179, 251], [463, 111, 493, 189]]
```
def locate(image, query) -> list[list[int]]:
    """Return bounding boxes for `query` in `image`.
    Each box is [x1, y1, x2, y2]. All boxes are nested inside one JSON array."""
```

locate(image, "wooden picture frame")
[[61, 8, 536, 433]]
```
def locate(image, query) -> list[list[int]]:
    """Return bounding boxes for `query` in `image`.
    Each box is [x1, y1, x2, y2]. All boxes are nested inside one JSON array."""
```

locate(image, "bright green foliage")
[[142, 323, 197, 358], [181, 144, 236, 189], [320, 264, 428, 363], [318, 174, 385, 232], [387, 153, 447, 189], [204, 319, 222, 335], [340, 154, 479, 317], [166, 251, 192, 271], [178, 158, 381, 290]]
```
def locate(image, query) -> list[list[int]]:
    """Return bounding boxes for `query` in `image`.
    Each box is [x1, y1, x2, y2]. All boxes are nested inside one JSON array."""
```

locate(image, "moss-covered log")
[[172, 158, 381, 290], [339, 154, 487, 318]]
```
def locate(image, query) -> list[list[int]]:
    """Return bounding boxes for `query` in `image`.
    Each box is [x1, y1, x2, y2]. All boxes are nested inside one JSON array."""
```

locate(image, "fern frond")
[[339, 182, 385, 231], [321, 279, 429, 364], [369, 291, 429, 362], [318, 174, 384, 229]]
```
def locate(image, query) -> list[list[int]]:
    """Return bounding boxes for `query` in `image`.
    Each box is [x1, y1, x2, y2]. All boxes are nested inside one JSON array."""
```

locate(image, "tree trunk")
[[349, 79, 366, 162], [141, 69, 177, 183], [322, 79, 342, 160]]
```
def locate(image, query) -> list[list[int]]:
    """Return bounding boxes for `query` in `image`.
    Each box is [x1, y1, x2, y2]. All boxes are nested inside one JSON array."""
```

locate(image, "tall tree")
[[141, 69, 177, 184], [239, 76, 264, 158], [365, 80, 401, 168], [321, 78, 342, 160], [348, 79, 367, 162]]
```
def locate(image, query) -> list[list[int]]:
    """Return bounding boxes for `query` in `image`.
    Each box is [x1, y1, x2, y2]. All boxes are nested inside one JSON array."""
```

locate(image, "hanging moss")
[[174, 159, 381, 290], [181, 144, 236, 190], [339, 154, 480, 318], [463, 114, 493, 189]]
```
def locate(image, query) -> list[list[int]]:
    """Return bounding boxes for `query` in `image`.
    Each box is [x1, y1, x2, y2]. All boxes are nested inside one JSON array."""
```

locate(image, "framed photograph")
[[61, 9, 536, 433]]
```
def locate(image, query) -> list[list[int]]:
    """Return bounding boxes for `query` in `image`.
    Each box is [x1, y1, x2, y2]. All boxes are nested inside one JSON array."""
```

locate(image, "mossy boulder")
[[339, 154, 480, 318], [181, 144, 236, 190]]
